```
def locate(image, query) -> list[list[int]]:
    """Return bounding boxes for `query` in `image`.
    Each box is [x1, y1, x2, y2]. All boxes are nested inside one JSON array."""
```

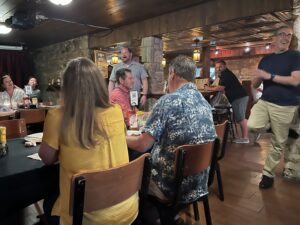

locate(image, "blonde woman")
[[39, 57, 138, 225]]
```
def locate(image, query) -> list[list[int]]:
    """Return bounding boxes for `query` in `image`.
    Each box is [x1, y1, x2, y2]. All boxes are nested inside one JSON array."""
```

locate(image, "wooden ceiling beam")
[[89, 0, 292, 49]]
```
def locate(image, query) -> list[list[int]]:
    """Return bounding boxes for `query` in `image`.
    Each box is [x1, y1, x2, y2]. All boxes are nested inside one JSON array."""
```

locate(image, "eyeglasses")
[[276, 32, 292, 38]]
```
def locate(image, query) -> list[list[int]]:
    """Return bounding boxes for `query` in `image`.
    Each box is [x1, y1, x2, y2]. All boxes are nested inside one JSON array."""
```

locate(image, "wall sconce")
[[265, 43, 271, 50], [214, 49, 219, 55], [162, 57, 166, 67], [111, 53, 119, 64], [193, 38, 201, 62]]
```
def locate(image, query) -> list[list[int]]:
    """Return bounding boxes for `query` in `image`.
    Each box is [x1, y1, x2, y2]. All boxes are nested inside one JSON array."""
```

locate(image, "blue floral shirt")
[[143, 83, 216, 203]]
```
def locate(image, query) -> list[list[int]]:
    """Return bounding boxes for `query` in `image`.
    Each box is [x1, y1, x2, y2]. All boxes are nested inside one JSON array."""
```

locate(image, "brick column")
[[292, 0, 300, 50], [141, 37, 164, 94]]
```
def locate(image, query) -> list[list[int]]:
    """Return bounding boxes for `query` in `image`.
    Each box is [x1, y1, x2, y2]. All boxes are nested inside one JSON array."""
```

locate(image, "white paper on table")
[[127, 130, 141, 136], [24, 132, 43, 143], [27, 153, 42, 161]]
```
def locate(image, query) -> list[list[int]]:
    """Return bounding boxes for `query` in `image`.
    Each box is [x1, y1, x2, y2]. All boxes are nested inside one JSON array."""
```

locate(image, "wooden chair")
[[214, 121, 229, 201], [70, 153, 151, 225], [19, 108, 46, 124], [213, 105, 237, 141], [0, 119, 27, 139], [150, 139, 220, 225], [19, 109, 46, 134]]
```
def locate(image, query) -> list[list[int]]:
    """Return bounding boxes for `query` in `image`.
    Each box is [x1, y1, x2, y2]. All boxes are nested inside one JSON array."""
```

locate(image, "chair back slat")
[[69, 153, 150, 216], [176, 143, 213, 177], [0, 119, 27, 139], [174, 139, 220, 203], [214, 120, 229, 160], [19, 109, 46, 124]]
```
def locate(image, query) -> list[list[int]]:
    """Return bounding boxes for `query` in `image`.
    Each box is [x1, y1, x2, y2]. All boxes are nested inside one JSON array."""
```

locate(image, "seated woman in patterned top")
[[0, 74, 27, 109]]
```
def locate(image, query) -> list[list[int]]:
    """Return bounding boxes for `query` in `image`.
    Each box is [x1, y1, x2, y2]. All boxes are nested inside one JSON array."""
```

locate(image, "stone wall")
[[31, 35, 91, 103]]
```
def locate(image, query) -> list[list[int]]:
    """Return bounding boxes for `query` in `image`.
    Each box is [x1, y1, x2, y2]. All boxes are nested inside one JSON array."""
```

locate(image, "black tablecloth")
[[0, 139, 59, 218]]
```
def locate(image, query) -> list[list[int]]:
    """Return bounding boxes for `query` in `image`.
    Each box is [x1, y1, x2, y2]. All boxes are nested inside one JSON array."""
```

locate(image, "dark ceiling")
[[0, 0, 293, 54], [162, 11, 292, 53], [0, 0, 210, 49]]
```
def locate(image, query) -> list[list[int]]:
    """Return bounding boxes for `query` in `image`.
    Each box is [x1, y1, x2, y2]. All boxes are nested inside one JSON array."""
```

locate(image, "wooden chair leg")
[[216, 163, 224, 201], [193, 202, 200, 221], [203, 196, 212, 225]]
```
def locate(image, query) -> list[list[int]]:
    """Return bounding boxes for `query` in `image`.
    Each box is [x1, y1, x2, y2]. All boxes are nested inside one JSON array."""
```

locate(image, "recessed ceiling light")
[[0, 24, 12, 34], [244, 47, 251, 52], [49, 0, 72, 6]]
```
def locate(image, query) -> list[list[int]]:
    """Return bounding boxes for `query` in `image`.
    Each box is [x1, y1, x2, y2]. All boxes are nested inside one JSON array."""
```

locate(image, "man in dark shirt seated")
[[126, 55, 216, 224]]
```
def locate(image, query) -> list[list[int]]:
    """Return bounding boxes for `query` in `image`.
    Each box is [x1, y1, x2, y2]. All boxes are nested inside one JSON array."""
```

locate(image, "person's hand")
[[140, 95, 147, 106], [254, 69, 271, 80]]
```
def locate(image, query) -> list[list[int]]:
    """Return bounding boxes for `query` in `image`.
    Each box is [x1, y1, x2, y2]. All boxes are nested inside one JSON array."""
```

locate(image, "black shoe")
[[259, 175, 274, 189]]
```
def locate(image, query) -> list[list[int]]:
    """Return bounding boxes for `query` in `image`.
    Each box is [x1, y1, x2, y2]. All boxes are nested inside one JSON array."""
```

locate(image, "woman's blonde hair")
[[60, 57, 111, 149]]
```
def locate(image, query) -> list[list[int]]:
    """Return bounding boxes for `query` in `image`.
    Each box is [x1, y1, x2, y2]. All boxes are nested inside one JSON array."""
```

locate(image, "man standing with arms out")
[[248, 26, 300, 189], [108, 47, 149, 107], [127, 55, 216, 224], [110, 68, 134, 127], [208, 60, 249, 143]]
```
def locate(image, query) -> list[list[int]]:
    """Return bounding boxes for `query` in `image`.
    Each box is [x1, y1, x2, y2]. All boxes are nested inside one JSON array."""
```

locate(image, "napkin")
[[27, 153, 41, 161]]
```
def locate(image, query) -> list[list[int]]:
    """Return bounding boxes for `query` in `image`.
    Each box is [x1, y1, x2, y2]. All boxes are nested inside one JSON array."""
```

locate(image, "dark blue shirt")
[[258, 50, 300, 106], [219, 68, 248, 103], [142, 83, 216, 203]]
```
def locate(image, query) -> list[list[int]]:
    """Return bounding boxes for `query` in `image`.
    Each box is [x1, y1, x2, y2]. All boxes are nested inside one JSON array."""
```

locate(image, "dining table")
[[0, 139, 59, 219]]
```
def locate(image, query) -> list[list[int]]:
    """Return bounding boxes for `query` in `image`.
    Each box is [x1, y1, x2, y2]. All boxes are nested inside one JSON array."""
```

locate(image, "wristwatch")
[[270, 73, 276, 81]]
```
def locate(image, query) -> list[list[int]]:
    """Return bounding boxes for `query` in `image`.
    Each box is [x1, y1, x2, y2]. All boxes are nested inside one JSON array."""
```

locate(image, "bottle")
[[0, 126, 8, 157], [128, 110, 139, 130], [23, 96, 30, 109]]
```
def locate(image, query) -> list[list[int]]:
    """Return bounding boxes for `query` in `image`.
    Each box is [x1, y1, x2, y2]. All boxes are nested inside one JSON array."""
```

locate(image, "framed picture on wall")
[[93, 50, 108, 78]]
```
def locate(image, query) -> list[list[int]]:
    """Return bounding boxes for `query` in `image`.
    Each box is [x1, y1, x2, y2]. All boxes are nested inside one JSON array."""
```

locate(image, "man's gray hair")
[[273, 25, 293, 36], [169, 55, 196, 82]]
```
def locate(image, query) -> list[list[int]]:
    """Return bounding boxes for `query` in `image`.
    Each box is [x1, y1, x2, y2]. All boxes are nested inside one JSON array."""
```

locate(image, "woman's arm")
[[39, 142, 59, 165]]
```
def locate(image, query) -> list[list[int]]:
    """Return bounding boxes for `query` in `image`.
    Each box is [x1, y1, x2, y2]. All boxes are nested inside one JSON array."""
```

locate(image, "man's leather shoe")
[[259, 175, 274, 189]]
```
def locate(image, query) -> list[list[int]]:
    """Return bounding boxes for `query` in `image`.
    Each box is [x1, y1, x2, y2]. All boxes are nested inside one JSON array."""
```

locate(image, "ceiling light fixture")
[[193, 38, 201, 62], [111, 53, 119, 64], [214, 50, 219, 55], [244, 46, 251, 53], [49, 0, 72, 6], [0, 24, 12, 34], [0, 45, 23, 50]]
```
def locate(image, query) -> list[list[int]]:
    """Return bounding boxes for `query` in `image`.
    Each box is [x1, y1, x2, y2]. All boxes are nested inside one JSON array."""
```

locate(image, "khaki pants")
[[248, 100, 298, 177], [285, 118, 300, 177]]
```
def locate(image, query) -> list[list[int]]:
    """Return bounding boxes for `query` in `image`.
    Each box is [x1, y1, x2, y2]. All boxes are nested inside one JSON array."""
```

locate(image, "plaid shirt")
[[110, 85, 132, 127], [143, 83, 216, 203]]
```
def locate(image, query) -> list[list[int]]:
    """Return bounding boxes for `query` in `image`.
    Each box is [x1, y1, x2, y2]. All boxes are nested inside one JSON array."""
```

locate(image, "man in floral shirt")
[[127, 55, 216, 208]]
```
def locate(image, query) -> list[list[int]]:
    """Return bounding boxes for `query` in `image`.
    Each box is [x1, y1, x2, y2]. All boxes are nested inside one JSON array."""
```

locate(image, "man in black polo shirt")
[[209, 60, 249, 144], [248, 25, 300, 189]]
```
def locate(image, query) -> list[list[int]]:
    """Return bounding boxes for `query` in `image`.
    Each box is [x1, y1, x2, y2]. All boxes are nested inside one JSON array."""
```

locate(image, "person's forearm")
[[142, 79, 148, 95], [252, 77, 263, 89], [126, 132, 154, 152], [207, 85, 224, 91], [272, 73, 300, 87], [127, 136, 150, 152]]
